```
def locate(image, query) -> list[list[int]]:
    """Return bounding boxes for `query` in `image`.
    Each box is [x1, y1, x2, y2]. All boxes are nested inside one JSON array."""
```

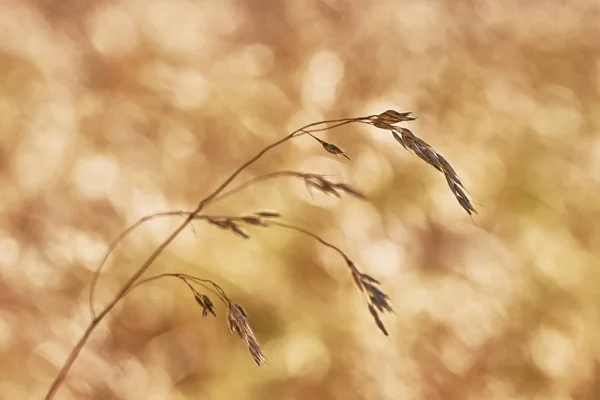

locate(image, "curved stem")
[[89, 211, 190, 319], [44, 215, 194, 400], [267, 220, 364, 291], [267, 221, 351, 262], [303, 130, 325, 144], [46, 116, 368, 400], [209, 171, 301, 205], [292, 117, 374, 137], [126, 273, 229, 305]]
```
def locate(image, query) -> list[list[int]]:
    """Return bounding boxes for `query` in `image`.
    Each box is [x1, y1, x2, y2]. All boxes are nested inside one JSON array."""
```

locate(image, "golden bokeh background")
[[1, 0, 600, 399]]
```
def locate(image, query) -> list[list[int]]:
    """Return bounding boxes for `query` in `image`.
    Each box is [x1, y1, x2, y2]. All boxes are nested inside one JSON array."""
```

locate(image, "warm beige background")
[[1, 0, 599, 399]]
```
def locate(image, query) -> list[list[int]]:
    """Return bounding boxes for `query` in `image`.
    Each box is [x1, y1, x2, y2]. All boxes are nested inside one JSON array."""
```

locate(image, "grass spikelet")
[[376, 115, 477, 215], [303, 130, 351, 160], [227, 302, 266, 366]]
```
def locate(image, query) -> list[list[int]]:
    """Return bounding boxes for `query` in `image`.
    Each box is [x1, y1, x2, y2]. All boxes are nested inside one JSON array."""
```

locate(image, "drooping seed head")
[[377, 110, 417, 123]]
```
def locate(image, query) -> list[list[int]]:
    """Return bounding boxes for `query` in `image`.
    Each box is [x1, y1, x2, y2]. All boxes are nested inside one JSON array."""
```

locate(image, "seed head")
[[322, 142, 351, 160]]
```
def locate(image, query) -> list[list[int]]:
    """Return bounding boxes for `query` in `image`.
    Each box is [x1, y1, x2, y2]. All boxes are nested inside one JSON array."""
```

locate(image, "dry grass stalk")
[[46, 111, 475, 400]]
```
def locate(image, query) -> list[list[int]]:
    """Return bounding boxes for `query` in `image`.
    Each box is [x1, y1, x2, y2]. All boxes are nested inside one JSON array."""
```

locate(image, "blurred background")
[[1, 0, 599, 399]]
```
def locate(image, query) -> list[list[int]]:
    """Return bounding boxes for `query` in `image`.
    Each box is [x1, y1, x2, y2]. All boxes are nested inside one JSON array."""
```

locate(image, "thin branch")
[[267, 220, 393, 335], [196, 117, 367, 209], [292, 117, 374, 137], [126, 272, 229, 305], [88, 211, 191, 319], [267, 220, 351, 261], [264, 219, 360, 276]]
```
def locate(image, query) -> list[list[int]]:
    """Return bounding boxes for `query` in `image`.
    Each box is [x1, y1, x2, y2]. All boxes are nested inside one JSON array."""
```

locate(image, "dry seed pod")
[[360, 273, 380, 285], [391, 129, 408, 150], [365, 284, 393, 313], [372, 120, 395, 130], [255, 211, 281, 218], [375, 110, 417, 124], [234, 303, 248, 318], [194, 293, 205, 308], [248, 339, 267, 366], [207, 217, 232, 229], [305, 178, 341, 198], [333, 183, 366, 199], [321, 142, 351, 160], [241, 216, 269, 226], [194, 294, 216, 318], [351, 271, 364, 292], [368, 304, 389, 336], [202, 295, 216, 317], [305, 131, 351, 160], [227, 314, 242, 338], [230, 223, 250, 239]]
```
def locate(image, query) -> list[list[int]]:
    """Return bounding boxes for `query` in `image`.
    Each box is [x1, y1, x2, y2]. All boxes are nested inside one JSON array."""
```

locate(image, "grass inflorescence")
[[45, 110, 475, 400]]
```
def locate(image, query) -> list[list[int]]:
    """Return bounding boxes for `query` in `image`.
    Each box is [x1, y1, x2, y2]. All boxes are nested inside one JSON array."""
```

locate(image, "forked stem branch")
[[45, 117, 367, 400], [47, 109, 472, 398]]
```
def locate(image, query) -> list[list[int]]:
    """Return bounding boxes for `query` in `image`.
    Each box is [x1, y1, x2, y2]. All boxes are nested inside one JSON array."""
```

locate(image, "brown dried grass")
[[44, 111, 474, 399]]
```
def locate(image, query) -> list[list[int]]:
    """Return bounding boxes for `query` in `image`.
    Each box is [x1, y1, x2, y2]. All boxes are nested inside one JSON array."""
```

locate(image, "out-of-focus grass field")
[[1, 0, 599, 399]]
